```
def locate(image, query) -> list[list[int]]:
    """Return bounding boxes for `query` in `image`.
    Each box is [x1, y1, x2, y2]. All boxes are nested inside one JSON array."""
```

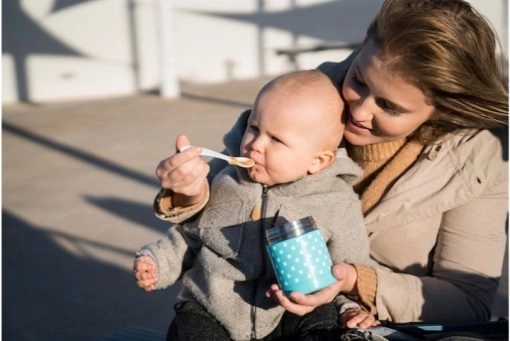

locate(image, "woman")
[[141, 0, 508, 331]]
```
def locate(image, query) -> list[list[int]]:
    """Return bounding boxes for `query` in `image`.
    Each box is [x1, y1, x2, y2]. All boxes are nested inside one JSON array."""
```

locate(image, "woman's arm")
[[154, 111, 251, 223], [375, 182, 508, 323]]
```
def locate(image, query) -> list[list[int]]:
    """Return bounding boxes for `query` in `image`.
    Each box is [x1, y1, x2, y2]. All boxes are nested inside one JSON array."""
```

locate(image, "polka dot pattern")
[[267, 229, 336, 295]]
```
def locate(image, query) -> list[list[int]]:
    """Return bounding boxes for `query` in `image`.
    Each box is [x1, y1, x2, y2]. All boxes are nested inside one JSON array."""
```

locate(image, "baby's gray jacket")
[[140, 149, 371, 340]]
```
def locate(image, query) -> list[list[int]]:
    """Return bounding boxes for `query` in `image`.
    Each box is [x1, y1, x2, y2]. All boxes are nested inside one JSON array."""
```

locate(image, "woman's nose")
[[350, 99, 374, 123]]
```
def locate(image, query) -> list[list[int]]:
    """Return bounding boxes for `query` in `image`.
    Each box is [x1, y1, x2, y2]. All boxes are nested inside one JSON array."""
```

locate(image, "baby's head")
[[241, 70, 345, 186]]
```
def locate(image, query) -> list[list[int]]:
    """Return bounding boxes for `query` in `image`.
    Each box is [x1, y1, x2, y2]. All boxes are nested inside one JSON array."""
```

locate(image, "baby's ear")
[[308, 150, 335, 174]]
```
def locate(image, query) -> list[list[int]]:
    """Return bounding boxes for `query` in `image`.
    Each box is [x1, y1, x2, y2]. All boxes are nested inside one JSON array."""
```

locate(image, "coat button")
[[427, 145, 442, 160]]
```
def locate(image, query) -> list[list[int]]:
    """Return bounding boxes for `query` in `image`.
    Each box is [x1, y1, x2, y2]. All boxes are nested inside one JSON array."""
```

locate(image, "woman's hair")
[[365, 0, 508, 143]]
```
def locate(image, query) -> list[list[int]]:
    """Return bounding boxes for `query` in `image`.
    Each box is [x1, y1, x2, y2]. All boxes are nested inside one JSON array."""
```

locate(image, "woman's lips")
[[346, 115, 372, 134]]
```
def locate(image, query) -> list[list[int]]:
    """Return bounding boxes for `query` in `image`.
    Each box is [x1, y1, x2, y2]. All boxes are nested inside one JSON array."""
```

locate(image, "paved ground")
[[2, 76, 508, 341]]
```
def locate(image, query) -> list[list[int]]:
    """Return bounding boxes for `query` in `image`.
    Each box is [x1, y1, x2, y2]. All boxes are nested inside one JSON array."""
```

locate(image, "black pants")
[[166, 301, 340, 341]]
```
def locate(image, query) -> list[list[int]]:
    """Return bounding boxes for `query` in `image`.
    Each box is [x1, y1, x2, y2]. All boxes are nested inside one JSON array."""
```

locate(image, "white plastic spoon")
[[179, 145, 255, 168]]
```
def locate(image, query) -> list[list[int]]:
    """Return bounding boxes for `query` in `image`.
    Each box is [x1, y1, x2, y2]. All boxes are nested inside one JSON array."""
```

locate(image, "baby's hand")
[[133, 255, 158, 292], [339, 307, 380, 329]]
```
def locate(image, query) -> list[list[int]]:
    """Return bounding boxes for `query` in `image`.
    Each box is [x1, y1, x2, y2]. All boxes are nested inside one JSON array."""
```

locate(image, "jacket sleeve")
[[153, 110, 251, 223], [374, 133, 508, 323], [327, 198, 373, 266], [326, 197, 379, 315], [138, 222, 202, 290]]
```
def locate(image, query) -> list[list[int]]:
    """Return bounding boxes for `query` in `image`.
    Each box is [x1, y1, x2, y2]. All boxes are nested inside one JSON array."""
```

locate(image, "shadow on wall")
[[2, 0, 142, 102], [2, 0, 382, 102], [189, 0, 379, 43]]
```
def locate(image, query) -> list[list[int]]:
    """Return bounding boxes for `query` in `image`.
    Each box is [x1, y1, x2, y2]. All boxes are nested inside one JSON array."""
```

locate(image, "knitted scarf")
[[348, 138, 425, 215], [346, 138, 425, 314]]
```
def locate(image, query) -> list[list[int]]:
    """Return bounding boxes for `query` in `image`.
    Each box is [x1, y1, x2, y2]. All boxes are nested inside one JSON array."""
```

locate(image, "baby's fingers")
[[134, 269, 156, 281], [137, 277, 158, 291], [134, 256, 155, 272]]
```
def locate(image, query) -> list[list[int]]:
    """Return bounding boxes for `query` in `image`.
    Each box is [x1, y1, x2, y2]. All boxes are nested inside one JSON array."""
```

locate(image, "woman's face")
[[342, 39, 435, 146]]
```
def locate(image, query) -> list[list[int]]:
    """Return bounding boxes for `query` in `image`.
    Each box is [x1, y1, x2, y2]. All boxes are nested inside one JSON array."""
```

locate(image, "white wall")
[[2, 0, 507, 103]]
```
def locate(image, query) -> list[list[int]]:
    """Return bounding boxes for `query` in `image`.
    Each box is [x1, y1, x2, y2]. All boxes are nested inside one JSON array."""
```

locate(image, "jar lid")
[[265, 216, 317, 245]]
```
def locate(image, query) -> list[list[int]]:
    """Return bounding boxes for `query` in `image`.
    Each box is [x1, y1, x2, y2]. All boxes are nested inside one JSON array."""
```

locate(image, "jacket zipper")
[[250, 185, 269, 339]]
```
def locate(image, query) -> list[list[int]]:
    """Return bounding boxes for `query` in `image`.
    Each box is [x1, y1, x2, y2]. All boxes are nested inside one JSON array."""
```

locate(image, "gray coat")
[[141, 141, 371, 340]]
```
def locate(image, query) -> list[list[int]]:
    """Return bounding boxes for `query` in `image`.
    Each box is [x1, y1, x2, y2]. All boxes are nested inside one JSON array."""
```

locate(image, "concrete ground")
[[2, 77, 508, 341]]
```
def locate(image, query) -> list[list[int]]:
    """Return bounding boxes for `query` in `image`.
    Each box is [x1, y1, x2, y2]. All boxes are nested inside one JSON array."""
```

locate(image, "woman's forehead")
[[354, 42, 431, 111]]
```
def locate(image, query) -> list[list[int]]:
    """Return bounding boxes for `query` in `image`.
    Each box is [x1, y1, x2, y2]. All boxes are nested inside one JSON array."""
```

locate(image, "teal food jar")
[[265, 216, 336, 295]]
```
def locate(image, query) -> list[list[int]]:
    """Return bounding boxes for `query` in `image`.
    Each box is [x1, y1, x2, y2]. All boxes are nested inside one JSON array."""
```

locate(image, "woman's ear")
[[308, 150, 335, 174]]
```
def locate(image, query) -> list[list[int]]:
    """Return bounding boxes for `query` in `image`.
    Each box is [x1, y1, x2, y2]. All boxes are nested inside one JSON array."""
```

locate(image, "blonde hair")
[[366, 0, 508, 143]]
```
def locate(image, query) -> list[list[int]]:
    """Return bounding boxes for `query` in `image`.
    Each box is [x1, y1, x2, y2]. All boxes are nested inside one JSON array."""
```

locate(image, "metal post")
[[157, 0, 180, 98]]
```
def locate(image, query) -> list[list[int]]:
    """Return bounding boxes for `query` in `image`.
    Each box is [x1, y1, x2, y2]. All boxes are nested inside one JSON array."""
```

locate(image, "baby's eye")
[[247, 124, 259, 133]]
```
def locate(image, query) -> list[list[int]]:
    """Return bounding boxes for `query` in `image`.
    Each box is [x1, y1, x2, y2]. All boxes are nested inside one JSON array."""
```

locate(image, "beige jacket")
[[365, 129, 508, 323]]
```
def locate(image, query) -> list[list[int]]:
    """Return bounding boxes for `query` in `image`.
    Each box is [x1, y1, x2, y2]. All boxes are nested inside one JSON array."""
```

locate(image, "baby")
[[134, 70, 375, 340]]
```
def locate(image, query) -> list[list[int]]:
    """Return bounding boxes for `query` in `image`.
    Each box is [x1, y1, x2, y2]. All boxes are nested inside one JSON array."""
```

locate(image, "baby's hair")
[[260, 69, 337, 96], [256, 70, 344, 150]]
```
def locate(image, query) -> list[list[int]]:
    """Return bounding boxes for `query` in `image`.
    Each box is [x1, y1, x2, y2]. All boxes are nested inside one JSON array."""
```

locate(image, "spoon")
[[179, 145, 255, 168]]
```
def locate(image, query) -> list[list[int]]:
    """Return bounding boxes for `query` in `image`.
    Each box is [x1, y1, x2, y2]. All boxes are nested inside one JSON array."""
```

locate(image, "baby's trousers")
[[166, 300, 339, 341]]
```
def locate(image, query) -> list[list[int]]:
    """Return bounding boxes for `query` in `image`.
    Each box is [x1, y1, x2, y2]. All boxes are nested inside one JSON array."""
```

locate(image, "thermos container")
[[265, 216, 336, 295]]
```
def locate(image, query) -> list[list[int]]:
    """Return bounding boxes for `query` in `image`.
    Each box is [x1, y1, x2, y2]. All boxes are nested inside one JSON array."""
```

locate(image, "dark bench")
[[95, 326, 165, 341], [275, 42, 361, 69]]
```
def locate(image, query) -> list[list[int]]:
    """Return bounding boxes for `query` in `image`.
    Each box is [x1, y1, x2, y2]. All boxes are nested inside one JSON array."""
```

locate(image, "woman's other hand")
[[265, 282, 344, 315], [155, 134, 209, 207], [265, 262, 358, 315], [339, 307, 380, 329]]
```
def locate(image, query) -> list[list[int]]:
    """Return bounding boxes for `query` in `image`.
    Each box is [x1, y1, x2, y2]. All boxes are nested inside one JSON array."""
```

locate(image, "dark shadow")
[[83, 195, 170, 233], [490, 127, 509, 162], [401, 262, 506, 323], [2, 121, 157, 188], [51, 0, 92, 12], [2, 209, 179, 341]]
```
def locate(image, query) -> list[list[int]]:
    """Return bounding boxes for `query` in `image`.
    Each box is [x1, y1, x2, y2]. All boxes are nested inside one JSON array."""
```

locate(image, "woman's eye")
[[381, 104, 401, 116], [375, 99, 401, 117]]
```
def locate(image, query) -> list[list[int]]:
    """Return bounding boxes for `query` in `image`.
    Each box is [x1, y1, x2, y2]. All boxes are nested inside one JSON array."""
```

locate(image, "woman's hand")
[[265, 262, 358, 315], [340, 307, 380, 329], [265, 281, 344, 315], [155, 134, 209, 207]]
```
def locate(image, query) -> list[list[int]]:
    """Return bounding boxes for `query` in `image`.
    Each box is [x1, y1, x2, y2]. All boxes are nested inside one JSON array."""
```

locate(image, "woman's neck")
[[347, 139, 408, 183]]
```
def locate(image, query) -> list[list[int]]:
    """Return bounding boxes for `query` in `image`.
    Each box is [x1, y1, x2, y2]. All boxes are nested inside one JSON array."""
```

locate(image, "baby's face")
[[240, 88, 343, 186]]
